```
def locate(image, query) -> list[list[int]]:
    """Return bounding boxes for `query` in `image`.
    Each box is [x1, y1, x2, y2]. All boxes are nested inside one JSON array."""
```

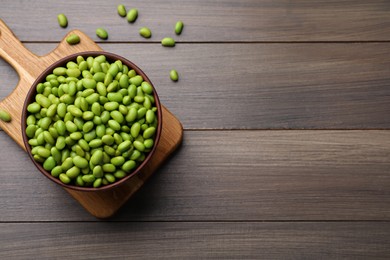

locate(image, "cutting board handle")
[[0, 19, 102, 148], [0, 19, 41, 80]]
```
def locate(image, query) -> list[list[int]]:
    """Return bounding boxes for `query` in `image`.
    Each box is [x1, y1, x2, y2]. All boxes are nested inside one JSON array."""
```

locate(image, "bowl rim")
[[21, 51, 163, 192]]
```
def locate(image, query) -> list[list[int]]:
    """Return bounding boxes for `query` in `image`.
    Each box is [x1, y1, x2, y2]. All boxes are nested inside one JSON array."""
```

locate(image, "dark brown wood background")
[[1, 0, 390, 259]]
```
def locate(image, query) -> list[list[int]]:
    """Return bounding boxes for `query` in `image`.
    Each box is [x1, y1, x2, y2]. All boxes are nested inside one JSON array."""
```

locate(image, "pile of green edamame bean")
[[25, 55, 158, 188]]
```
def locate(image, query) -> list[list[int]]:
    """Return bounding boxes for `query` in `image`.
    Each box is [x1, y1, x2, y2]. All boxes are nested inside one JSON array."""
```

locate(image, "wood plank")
[[2, 43, 390, 129], [1, 130, 389, 221], [1, 0, 390, 42], [1, 222, 389, 259]]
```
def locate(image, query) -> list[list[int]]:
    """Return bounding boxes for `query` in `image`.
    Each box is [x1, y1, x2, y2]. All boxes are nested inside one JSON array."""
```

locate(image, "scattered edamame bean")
[[126, 8, 138, 23], [175, 21, 184, 35], [57, 14, 68, 28], [170, 69, 179, 81], [66, 34, 80, 45], [96, 28, 108, 40], [139, 27, 152, 38], [0, 109, 11, 122], [161, 37, 175, 47], [25, 55, 158, 188], [117, 4, 127, 17]]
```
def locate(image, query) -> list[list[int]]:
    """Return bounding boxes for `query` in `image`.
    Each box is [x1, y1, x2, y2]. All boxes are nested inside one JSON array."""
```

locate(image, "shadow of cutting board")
[[0, 19, 183, 218]]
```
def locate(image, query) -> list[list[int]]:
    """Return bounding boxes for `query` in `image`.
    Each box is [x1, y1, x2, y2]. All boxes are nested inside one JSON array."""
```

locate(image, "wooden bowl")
[[21, 51, 162, 192]]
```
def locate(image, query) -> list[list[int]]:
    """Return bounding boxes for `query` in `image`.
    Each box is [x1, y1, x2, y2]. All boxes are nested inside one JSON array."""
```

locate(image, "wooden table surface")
[[1, 0, 390, 259]]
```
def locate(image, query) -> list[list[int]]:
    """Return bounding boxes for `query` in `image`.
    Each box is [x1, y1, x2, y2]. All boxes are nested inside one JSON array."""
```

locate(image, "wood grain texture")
[[1, 222, 390, 259], [1, 0, 390, 42], [2, 43, 390, 129], [1, 130, 389, 221]]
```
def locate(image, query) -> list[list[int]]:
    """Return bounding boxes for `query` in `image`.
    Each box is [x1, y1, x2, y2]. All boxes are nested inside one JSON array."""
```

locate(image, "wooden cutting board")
[[0, 19, 183, 218]]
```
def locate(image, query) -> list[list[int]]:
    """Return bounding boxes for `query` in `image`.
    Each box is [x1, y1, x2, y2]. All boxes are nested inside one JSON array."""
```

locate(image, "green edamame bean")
[[73, 156, 88, 169], [66, 166, 80, 179], [96, 124, 106, 138], [40, 117, 52, 130], [56, 136, 66, 150], [143, 126, 156, 139], [108, 63, 119, 77], [139, 27, 152, 38], [117, 140, 132, 153], [66, 68, 81, 78], [102, 135, 114, 145], [104, 145, 116, 156], [130, 122, 141, 138], [141, 82, 153, 94], [117, 4, 127, 17], [76, 175, 85, 186], [103, 101, 118, 112], [93, 165, 104, 178], [57, 103, 67, 118], [0, 109, 11, 122], [137, 107, 147, 119], [170, 69, 179, 81], [126, 8, 138, 23], [114, 170, 127, 179], [57, 14, 68, 28], [83, 121, 94, 132], [59, 173, 71, 184], [37, 147, 51, 158], [89, 139, 103, 148], [93, 72, 105, 83], [78, 139, 90, 152], [65, 121, 78, 132], [130, 150, 141, 160], [90, 150, 103, 165], [96, 28, 108, 40], [105, 173, 116, 183], [82, 111, 94, 121], [66, 34, 80, 45], [144, 139, 154, 149], [100, 111, 110, 124], [27, 103, 41, 113], [82, 174, 95, 183], [36, 94, 51, 108], [133, 140, 145, 152], [43, 131, 55, 145], [113, 133, 123, 145], [26, 125, 38, 138], [122, 160, 136, 172], [108, 120, 121, 131], [93, 178, 102, 188], [107, 91, 123, 102], [51, 166, 62, 178], [86, 93, 100, 104], [43, 156, 56, 171], [129, 75, 143, 86], [119, 74, 129, 88], [111, 156, 125, 166], [161, 37, 175, 47], [70, 132, 82, 140], [110, 111, 124, 124], [53, 67, 67, 76], [175, 21, 184, 35], [103, 164, 116, 173], [145, 110, 155, 124], [82, 78, 97, 89], [26, 115, 36, 125]]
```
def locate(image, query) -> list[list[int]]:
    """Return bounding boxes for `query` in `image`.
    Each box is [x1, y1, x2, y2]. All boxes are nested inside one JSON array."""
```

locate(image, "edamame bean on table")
[[25, 55, 158, 188]]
